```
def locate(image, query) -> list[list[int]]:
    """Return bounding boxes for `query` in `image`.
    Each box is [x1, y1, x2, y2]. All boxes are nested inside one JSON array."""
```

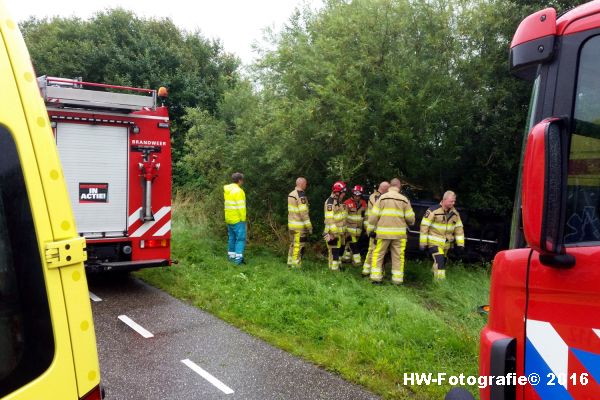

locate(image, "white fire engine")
[[37, 76, 173, 272]]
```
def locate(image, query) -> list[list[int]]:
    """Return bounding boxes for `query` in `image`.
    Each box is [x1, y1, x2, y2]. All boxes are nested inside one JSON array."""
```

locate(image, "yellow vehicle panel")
[[0, 1, 100, 398]]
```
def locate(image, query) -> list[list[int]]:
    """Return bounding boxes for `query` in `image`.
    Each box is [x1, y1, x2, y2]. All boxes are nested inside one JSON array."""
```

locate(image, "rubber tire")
[[445, 388, 476, 400]]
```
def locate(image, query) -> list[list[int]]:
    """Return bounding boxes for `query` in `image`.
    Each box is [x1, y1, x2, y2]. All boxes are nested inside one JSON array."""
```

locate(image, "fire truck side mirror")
[[521, 118, 574, 267]]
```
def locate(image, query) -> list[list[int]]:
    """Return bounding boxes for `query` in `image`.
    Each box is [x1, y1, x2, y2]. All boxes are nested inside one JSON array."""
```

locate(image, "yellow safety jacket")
[[324, 196, 347, 236], [419, 204, 465, 248], [288, 189, 312, 233], [223, 183, 246, 224], [345, 198, 366, 236], [368, 187, 415, 239], [364, 190, 382, 232]]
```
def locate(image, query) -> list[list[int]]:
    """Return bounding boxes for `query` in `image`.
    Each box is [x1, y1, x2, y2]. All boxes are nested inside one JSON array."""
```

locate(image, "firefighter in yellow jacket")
[[324, 181, 347, 271], [287, 177, 312, 268], [223, 172, 246, 265], [419, 190, 465, 280], [342, 185, 367, 266], [367, 178, 415, 284], [362, 181, 390, 276]]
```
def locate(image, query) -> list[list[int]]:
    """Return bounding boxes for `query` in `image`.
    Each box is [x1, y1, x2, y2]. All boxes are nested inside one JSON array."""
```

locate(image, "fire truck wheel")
[[444, 388, 475, 400]]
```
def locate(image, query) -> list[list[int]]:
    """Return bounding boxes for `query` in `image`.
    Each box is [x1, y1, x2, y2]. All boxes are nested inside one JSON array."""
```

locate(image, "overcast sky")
[[8, 0, 322, 65]]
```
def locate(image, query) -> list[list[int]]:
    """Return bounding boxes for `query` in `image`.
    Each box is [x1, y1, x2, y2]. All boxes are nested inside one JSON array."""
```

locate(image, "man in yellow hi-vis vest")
[[224, 172, 246, 265]]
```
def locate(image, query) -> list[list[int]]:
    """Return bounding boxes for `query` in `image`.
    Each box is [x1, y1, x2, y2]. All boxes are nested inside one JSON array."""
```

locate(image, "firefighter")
[[223, 172, 246, 265], [324, 181, 347, 271], [362, 181, 390, 276], [287, 177, 312, 268], [367, 178, 415, 284], [342, 185, 367, 266], [419, 190, 465, 280]]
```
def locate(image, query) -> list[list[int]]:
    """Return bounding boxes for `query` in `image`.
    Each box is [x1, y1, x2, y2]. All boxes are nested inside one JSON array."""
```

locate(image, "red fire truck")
[[447, 1, 600, 399], [37, 76, 172, 272]]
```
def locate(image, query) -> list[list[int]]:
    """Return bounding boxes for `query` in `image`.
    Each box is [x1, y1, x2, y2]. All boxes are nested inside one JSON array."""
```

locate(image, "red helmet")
[[332, 181, 347, 193], [352, 185, 364, 196]]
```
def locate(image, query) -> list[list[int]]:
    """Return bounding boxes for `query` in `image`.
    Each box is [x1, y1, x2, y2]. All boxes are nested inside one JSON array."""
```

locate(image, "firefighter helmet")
[[352, 185, 364, 196], [332, 181, 347, 193]]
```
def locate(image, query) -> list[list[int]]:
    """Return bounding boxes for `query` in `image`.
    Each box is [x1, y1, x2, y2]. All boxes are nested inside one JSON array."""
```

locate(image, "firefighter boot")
[[342, 242, 352, 263], [435, 269, 446, 280]]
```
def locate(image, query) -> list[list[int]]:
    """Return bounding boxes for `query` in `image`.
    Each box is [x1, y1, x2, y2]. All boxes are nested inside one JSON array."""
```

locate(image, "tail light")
[[81, 385, 103, 400], [140, 239, 169, 249]]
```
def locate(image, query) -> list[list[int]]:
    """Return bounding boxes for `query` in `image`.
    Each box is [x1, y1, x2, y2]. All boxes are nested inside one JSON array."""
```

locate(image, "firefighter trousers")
[[428, 245, 450, 280], [371, 238, 407, 284], [362, 237, 376, 276], [342, 235, 361, 266], [288, 231, 307, 268], [326, 235, 344, 271]]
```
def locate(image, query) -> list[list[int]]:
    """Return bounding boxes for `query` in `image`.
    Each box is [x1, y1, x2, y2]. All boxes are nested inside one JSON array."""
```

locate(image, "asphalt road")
[[87, 274, 380, 400]]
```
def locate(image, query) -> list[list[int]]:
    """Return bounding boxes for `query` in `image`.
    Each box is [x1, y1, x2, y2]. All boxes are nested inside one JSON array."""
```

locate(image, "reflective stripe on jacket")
[[344, 198, 366, 236], [288, 189, 312, 232], [324, 196, 346, 236], [368, 187, 415, 239], [419, 204, 464, 247], [364, 190, 381, 232], [224, 183, 246, 224]]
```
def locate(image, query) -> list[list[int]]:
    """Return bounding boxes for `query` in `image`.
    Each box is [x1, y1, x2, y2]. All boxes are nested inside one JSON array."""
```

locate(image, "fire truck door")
[[524, 33, 600, 399], [56, 122, 128, 237]]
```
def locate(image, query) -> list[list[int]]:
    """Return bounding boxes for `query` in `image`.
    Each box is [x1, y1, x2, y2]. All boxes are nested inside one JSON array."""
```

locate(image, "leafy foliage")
[[180, 0, 580, 235], [22, 1, 583, 235]]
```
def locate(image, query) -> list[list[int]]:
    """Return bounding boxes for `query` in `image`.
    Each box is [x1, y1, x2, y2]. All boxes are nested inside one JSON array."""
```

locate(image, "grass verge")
[[137, 207, 489, 399]]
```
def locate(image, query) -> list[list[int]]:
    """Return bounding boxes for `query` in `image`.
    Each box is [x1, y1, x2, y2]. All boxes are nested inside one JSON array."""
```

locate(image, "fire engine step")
[[93, 259, 169, 272]]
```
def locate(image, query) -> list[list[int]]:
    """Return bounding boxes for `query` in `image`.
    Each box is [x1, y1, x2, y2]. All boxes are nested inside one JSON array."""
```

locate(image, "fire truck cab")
[[0, 1, 101, 398], [37, 75, 173, 272], [449, 1, 600, 399]]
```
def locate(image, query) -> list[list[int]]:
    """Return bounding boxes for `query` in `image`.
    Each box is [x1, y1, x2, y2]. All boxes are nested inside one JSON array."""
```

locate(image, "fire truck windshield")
[[509, 74, 541, 249]]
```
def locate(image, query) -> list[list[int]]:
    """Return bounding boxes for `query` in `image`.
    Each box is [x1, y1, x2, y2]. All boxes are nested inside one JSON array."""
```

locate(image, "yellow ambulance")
[[0, 1, 101, 399]]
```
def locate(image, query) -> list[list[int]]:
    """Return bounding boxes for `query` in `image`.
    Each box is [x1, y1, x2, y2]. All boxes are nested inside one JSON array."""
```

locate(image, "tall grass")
[[138, 200, 490, 399]]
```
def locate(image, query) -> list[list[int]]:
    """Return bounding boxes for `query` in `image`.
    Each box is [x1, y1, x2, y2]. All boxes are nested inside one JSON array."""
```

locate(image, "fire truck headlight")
[[122, 245, 132, 255]]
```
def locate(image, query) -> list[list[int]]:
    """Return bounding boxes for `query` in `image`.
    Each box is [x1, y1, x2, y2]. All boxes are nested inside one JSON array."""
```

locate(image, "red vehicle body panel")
[[558, 0, 600, 35], [478, 3, 600, 399], [46, 99, 172, 269], [479, 249, 529, 400], [511, 8, 557, 48]]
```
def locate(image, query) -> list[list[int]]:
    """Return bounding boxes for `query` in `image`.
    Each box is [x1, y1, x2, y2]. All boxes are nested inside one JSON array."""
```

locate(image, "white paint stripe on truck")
[[130, 206, 171, 237], [128, 207, 143, 228]]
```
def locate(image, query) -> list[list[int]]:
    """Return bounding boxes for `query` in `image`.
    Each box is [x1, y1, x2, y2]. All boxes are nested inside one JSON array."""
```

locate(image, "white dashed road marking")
[[118, 315, 154, 338], [89, 291, 102, 302], [181, 359, 235, 395]]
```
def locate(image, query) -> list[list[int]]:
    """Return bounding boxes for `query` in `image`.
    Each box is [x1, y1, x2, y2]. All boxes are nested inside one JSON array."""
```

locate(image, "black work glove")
[[369, 231, 376, 239]]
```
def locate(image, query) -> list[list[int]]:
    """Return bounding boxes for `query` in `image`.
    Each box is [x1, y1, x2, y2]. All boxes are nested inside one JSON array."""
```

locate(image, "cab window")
[[564, 35, 600, 244], [0, 125, 54, 397]]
